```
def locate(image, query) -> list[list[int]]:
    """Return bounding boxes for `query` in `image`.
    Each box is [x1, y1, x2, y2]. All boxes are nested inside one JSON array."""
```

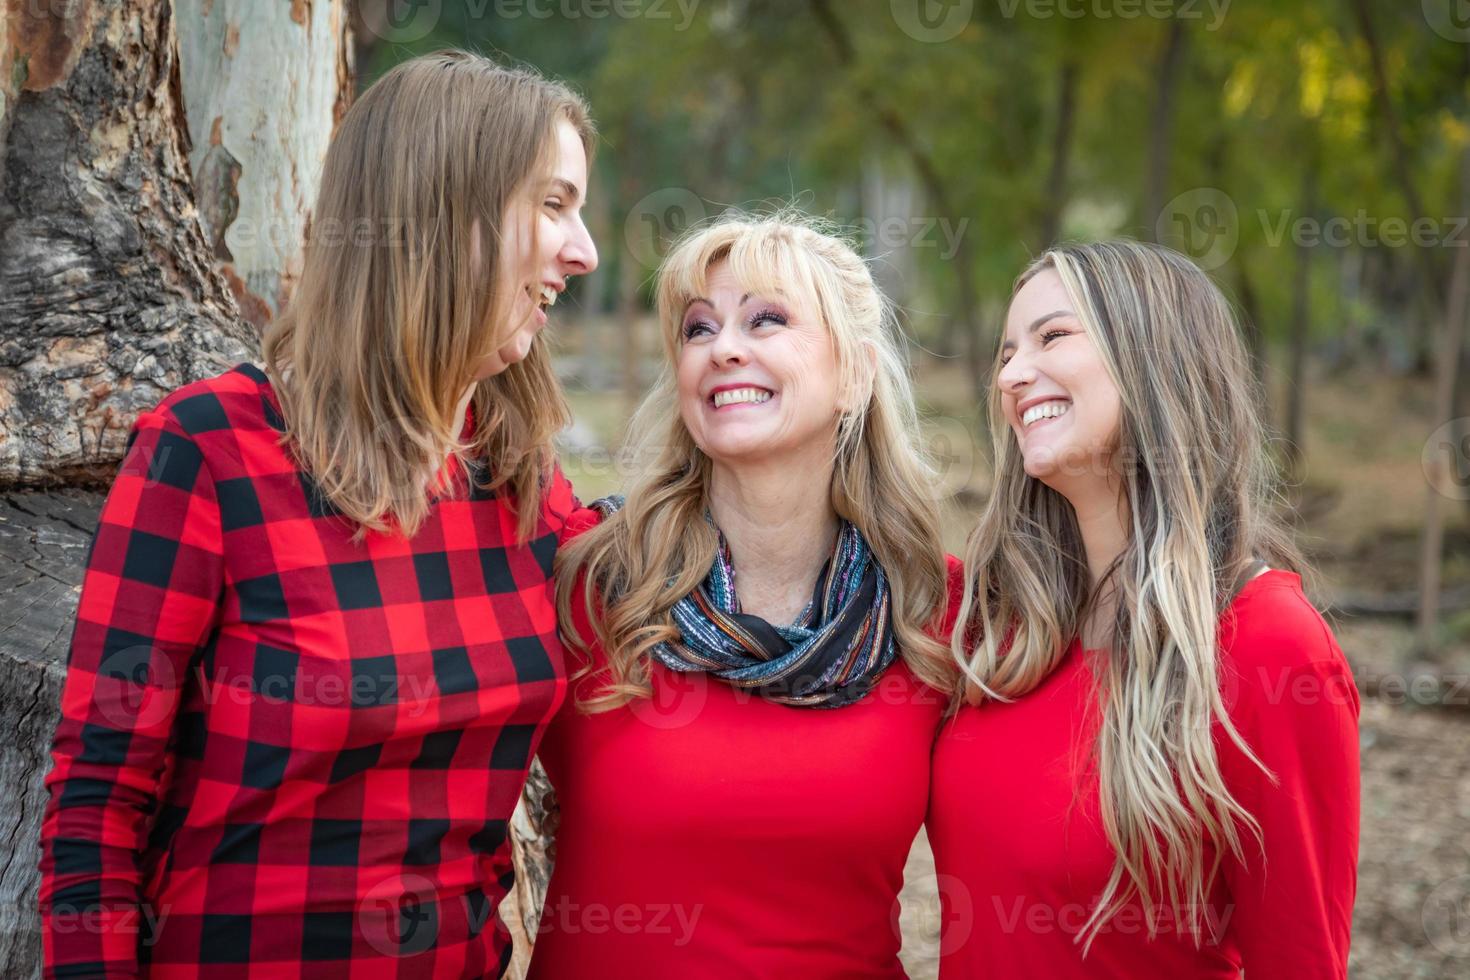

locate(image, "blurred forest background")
[[355, 2, 1470, 975]]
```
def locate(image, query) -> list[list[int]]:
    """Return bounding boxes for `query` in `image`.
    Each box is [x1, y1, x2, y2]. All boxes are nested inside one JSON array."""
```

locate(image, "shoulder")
[[939, 554, 966, 640], [1218, 569, 1358, 722], [145, 363, 275, 440], [558, 503, 606, 545], [1223, 570, 1342, 670]]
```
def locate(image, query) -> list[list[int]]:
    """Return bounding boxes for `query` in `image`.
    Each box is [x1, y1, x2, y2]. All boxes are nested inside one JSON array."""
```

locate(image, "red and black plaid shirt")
[[39, 364, 575, 979]]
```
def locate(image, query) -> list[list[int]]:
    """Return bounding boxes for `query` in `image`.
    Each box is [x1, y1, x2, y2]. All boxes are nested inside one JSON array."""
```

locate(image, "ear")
[[838, 342, 879, 415]]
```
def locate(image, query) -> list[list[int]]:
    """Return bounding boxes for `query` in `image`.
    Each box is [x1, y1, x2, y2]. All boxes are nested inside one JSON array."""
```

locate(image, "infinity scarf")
[[593, 496, 897, 708]]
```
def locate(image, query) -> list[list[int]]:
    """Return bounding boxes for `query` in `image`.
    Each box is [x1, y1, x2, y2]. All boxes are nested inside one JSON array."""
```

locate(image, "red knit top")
[[927, 569, 1360, 978], [527, 509, 964, 978]]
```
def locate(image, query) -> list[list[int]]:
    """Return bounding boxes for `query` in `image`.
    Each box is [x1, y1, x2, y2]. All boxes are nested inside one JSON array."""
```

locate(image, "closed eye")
[[683, 320, 714, 340], [1040, 329, 1069, 344]]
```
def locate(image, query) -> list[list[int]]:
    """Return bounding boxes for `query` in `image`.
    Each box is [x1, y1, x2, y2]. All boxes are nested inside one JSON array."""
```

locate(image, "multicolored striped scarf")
[[592, 496, 897, 708]]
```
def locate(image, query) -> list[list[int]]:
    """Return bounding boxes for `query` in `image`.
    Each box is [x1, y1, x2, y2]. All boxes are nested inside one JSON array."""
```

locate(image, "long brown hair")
[[556, 213, 953, 708], [262, 50, 594, 541], [953, 240, 1306, 951]]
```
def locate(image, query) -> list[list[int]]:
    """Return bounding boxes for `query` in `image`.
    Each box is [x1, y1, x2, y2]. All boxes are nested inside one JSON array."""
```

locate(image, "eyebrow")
[[683, 293, 754, 314], [1000, 310, 1074, 353], [549, 178, 581, 205]]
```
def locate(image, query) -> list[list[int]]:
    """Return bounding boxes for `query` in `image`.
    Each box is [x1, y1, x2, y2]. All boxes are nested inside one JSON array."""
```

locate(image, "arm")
[[1217, 595, 1360, 978], [38, 410, 225, 979]]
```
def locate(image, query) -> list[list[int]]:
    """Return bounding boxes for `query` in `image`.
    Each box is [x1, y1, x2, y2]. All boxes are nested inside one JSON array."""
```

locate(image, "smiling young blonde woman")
[[527, 214, 962, 978], [39, 51, 597, 978], [928, 241, 1359, 978]]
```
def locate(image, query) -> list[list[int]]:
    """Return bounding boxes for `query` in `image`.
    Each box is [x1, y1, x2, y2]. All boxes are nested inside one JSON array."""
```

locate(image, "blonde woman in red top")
[[929, 240, 1359, 978], [529, 214, 962, 978]]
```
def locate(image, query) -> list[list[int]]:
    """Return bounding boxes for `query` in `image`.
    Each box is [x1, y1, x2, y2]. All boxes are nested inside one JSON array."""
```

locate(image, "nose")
[[997, 349, 1035, 393], [559, 219, 598, 276], [708, 319, 748, 366]]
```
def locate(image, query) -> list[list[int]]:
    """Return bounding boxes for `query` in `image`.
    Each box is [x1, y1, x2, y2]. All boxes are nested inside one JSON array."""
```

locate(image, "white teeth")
[[712, 387, 773, 408], [1022, 400, 1071, 427], [537, 285, 558, 308]]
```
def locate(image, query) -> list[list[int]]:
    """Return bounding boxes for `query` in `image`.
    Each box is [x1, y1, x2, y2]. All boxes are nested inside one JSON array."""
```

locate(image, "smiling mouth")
[[1022, 400, 1071, 428], [530, 284, 558, 316], [711, 387, 774, 409]]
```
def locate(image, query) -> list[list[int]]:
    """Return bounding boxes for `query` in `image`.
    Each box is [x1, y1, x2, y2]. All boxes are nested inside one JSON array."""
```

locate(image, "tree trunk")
[[1348, 0, 1443, 369], [1, 0, 260, 487], [0, 490, 101, 977], [176, 0, 353, 327], [1284, 153, 1317, 477], [0, 2, 349, 975], [1039, 58, 1078, 248], [808, 0, 987, 397], [1234, 262, 1267, 392], [1416, 144, 1470, 659], [502, 762, 557, 979], [1143, 20, 1187, 243]]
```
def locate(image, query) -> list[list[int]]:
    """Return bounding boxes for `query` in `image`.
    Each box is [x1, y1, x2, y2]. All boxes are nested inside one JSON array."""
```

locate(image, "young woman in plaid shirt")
[[39, 50, 598, 979]]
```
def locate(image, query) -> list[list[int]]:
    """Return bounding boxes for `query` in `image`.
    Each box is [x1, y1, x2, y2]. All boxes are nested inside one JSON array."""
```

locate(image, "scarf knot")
[[592, 496, 896, 708]]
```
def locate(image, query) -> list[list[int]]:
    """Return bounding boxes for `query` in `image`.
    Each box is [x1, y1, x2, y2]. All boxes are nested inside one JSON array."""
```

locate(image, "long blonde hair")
[[556, 213, 953, 706], [262, 50, 594, 542], [953, 240, 1306, 950]]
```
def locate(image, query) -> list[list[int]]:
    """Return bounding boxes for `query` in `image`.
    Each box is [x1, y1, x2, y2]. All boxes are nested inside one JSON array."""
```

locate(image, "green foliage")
[[364, 0, 1470, 365]]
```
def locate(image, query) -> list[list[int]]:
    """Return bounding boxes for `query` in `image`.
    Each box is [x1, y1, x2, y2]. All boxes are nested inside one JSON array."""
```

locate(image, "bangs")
[[657, 221, 830, 346]]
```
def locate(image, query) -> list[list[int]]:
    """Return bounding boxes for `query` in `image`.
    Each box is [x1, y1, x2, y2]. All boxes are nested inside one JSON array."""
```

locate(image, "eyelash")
[[544, 199, 564, 213], [999, 329, 1069, 366], [682, 309, 788, 340]]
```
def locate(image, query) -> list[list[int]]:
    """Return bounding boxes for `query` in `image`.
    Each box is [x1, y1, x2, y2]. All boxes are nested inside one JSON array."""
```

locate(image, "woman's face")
[[996, 268, 1122, 495], [477, 118, 598, 380], [676, 260, 845, 468]]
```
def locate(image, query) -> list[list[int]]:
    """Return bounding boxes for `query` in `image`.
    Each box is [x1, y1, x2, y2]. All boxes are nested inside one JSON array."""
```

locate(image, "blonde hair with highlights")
[[953, 240, 1306, 951], [262, 50, 594, 542], [556, 213, 953, 706]]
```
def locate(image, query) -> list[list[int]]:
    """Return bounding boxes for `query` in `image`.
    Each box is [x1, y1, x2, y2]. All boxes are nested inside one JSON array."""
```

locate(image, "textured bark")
[[0, 489, 101, 979], [502, 761, 557, 979], [0, 0, 256, 487], [0, 2, 349, 975]]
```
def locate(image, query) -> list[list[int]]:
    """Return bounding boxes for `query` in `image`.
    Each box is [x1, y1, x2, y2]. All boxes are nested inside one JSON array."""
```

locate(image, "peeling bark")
[[176, 0, 353, 327]]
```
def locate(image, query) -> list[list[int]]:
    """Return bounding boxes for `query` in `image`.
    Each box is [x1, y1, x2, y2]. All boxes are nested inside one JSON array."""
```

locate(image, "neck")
[[423, 383, 478, 494], [1058, 476, 1129, 646], [709, 453, 840, 625], [453, 382, 477, 435]]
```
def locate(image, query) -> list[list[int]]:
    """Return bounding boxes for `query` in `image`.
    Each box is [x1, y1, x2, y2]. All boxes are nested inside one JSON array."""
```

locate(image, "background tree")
[[0, 1, 350, 974]]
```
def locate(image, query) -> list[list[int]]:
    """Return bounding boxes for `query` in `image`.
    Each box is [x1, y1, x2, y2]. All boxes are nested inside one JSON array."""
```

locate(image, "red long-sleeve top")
[[527, 509, 964, 978], [928, 569, 1360, 978], [39, 363, 575, 979]]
